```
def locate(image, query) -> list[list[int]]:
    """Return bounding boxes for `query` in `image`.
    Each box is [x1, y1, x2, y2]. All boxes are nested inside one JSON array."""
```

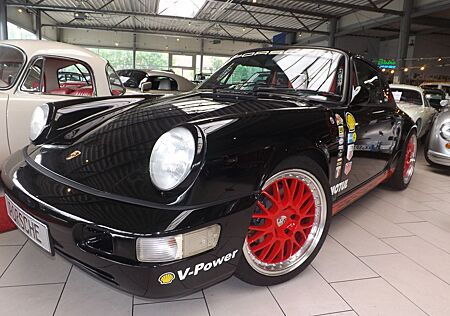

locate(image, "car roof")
[[0, 40, 107, 64], [420, 82, 450, 86], [390, 84, 424, 93]]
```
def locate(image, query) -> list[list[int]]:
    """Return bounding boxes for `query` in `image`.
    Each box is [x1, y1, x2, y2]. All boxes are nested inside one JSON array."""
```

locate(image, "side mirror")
[[440, 99, 449, 107], [141, 82, 152, 93], [351, 85, 370, 105]]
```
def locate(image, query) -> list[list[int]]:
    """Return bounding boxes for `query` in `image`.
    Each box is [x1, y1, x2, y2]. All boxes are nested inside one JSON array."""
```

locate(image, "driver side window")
[[354, 60, 384, 105]]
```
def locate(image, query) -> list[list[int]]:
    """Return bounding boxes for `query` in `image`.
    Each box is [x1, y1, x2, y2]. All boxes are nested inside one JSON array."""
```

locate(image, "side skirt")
[[332, 168, 395, 215]]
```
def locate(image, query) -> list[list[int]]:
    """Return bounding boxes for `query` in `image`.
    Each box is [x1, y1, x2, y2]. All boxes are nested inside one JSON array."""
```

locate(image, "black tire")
[[235, 156, 331, 286], [385, 131, 418, 190]]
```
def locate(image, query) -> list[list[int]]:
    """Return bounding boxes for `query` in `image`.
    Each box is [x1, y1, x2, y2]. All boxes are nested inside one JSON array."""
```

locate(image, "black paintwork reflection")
[[29, 92, 333, 206]]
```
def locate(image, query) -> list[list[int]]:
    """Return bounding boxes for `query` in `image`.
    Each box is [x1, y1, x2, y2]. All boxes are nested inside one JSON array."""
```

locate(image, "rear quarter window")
[[0, 45, 26, 89]]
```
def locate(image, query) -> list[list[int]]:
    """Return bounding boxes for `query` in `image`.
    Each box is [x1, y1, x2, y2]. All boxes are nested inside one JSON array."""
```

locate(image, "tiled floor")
[[1, 150, 449, 316]]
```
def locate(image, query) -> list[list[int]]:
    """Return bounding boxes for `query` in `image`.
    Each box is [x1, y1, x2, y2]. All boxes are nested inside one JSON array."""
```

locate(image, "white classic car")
[[420, 82, 450, 100], [0, 40, 125, 166], [117, 69, 195, 94], [390, 84, 437, 138]]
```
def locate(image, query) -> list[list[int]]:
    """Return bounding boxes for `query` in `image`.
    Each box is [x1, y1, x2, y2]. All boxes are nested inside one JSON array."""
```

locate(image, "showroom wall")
[[60, 28, 263, 56], [336, 36, 380, 60], [6, 6, 263, 57], [7, 7, 58, 40], [378, 34, 450, 81]]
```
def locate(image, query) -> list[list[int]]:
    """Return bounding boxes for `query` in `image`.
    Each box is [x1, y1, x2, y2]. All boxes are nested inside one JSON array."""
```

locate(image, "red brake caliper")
[[247, 178, 316, 264]]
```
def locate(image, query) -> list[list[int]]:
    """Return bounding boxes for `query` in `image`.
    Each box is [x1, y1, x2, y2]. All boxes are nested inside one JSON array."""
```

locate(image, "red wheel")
[[385, 131, 417, 190], [236, 157, 331, 284], [403, 135, 417, 184]]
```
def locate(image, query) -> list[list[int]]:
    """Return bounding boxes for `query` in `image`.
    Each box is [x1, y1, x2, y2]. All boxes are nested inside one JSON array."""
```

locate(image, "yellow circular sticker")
[[346, 113, 356, 132], [352, 132, 357, 143]]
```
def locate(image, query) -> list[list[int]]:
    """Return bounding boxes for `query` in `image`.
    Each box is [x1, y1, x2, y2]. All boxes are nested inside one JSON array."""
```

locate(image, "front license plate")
[[5, 195, 53, 254]]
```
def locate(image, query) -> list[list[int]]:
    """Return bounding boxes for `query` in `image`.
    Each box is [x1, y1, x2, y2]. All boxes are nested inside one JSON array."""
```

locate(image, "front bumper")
[[1, 149, 255, 298], [427, 149, 450, 166]]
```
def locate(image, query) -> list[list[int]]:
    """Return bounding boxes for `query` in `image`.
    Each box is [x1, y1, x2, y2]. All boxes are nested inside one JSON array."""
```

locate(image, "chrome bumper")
[[427, 150, 450, 166]]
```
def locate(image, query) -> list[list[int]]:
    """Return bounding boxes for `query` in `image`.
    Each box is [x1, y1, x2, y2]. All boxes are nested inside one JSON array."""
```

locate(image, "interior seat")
[[69, 87, 94, 96], [158, 79, 172, 90], [47, 88, 74, 95]]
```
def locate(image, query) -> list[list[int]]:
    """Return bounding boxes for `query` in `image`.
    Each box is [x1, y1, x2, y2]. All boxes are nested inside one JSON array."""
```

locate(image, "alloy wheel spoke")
[[247, 231, 266, 244], [250, 235, 273, 252]]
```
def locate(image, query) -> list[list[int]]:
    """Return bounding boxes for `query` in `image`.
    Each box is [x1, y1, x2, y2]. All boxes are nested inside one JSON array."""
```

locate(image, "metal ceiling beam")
[[413, 16, 450, 30], [214, 0, 402, 16], [7, 1, 327, 35], [298, 0, 450, 44], [41, 23, 270, 44], [211, 0, 334, 19]]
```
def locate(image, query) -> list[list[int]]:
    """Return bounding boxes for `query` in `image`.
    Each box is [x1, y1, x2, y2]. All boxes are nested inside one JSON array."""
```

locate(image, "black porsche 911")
[[1, 47, 417, 299]]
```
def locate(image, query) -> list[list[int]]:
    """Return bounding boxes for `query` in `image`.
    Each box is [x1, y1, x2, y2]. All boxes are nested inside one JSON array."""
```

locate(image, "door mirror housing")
[[141, 82, 153, 93], [440, 99, 449, 107], [351, 85, 370, 105]]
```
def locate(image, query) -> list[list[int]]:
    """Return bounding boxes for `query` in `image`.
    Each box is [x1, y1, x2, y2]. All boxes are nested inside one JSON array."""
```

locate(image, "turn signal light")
[[446, 143, 450, 149], [136, 225, 221, 262]]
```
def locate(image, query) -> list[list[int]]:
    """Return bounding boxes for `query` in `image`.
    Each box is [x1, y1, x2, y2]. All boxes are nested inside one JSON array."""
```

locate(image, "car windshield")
[[199, 48, 346, 102], [391, 88, 423, 106], [0, 45, 25, 89]]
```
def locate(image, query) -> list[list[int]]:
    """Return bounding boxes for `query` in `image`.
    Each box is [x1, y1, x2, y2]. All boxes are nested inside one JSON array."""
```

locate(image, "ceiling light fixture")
[[115, 42, 119, 46], [404, 68, 408, 72], [17, 8, 23, 13], [438, 57, 443, 62], [420, 66, 425, 71], [390, 70, 395, 74]]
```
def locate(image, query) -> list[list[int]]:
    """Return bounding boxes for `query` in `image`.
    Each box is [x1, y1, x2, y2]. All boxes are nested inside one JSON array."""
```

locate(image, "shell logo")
[[346, 113, 356, 132], [158, 272, 175, 285]]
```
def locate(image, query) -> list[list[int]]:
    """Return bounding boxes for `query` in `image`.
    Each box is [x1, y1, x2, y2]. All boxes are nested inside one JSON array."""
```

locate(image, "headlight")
[[149, 127, 196, 191], [29, 104, 49, 141], [441, 123, 450, 141]]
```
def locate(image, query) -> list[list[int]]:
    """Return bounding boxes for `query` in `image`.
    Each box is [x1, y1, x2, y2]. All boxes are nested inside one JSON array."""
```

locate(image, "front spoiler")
[[1, 149, 255, 298]]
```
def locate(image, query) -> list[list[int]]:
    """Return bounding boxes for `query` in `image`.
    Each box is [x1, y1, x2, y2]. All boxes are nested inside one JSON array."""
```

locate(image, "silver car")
[[425, 99, 450, 166]]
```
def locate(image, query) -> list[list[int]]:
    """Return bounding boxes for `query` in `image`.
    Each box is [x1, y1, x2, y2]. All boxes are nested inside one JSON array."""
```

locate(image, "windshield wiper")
[[296, 89, 341, 98]]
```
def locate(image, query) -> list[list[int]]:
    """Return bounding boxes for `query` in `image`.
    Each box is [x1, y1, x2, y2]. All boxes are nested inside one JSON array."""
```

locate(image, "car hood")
[[27, 91, 318, 203]]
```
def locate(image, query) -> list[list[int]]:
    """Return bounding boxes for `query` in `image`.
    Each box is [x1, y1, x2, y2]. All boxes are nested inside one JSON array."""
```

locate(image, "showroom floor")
[[0, 150, 449, 316]]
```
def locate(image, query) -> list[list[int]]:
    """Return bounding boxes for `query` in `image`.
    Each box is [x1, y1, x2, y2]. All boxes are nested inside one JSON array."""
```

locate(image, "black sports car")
[[1, 47, 417, 299]]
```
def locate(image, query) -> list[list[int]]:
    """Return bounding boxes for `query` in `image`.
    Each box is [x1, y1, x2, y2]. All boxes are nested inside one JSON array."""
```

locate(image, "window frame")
[[105, 63, 126, 96], [18, 55, 98, 96], [0, 44, 27, 91], [19, 57, 45, 93], [200, 48, 350, 106]]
